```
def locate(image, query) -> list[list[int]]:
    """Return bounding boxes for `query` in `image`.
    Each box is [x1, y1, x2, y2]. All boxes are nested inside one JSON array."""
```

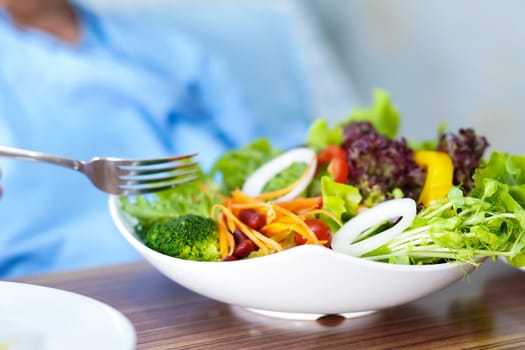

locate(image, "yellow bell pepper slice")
[[414, 151, 454, 207]]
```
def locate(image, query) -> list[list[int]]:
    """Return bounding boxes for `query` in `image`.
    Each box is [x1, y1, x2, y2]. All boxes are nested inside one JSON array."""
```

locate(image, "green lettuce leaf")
[[320, 176, 362, 221], [305, 88, 401, 152], [210, 138, 281, 193], [305, 119, 344, 152], [473, 152, 525, 192], [346, 88, 400, 139]]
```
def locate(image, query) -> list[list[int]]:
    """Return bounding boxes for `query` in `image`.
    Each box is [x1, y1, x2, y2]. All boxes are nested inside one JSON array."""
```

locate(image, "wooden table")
[[13, 258, 525, 349]]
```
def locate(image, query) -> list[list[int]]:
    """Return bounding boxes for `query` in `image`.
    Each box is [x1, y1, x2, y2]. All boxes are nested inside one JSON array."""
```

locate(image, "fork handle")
[[0, 146, 83, 171]]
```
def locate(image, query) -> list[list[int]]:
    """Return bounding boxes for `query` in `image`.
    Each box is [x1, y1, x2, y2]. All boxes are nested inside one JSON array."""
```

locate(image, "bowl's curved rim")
[[498, 255, 525, 271], [108, 195, 469, 272]]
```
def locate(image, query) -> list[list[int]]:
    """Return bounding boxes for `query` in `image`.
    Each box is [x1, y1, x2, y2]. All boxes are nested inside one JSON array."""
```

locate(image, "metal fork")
[[0, 146, 199, 195]]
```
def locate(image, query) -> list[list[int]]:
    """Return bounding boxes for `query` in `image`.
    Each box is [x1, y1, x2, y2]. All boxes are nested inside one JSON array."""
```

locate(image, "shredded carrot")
[[269, 231, 294, 243], [209, 155, 340, 260], [278, 196, 321, 213], [217, 213, 233, 259], [225, 212, 237, 233], [212, 204, 283, 254], [300, 208, 343, 227], [274, 206, 319, 244], [231, 190, 259, 204], [261, 220, 295, 237], [228, 202, 271, 215]]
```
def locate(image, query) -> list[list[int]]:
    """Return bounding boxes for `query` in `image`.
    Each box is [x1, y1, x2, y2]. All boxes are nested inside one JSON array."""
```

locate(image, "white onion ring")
[[331, 198, 417, 256], [242, 148, 317, 202]]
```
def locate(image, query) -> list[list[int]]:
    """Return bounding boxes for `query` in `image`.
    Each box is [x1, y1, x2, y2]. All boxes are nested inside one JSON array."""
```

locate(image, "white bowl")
[[109, 196, 477, 320], [498, 256, 525, 271]]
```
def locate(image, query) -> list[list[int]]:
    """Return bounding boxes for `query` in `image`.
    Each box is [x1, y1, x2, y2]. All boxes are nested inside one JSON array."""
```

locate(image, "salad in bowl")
[[110, 89, 525, 319]]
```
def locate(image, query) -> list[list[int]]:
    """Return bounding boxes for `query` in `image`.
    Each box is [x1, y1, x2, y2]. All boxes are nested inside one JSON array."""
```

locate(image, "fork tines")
[[117, 153, 200, 195]]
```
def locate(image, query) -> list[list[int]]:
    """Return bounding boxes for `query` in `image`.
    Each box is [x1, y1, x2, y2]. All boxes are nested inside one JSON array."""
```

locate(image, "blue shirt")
[[0, 5, 301, 277]]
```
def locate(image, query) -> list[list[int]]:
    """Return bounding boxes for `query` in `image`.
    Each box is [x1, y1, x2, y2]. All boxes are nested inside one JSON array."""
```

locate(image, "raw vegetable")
[[305, 88, 400, 151], [331, 198, 417, 257], [143, 214, 221, 262], [120, 89, 525, 269], [414, 151, 454, 207], [342, 121, 424, 206], [470, 151, 525, 199], [360, 186, 525, 266], [317, 145, 349, 183], [470, 151, 525, 266], [277, 196, 322, 213], [211, 138, 281, 193], [242, 148, 317, 202], [213, 186, 340, 260], [306, 119, 344, 152], [306, 89, 423, 205], [263, 162, 307, 193], [437, 128, 489, 193], [346, 88, 400, 139], [119, 171, 220, 238], [300, 219, 333, 248], [352, 152, 525, 266], [320, 176, 362, 222]]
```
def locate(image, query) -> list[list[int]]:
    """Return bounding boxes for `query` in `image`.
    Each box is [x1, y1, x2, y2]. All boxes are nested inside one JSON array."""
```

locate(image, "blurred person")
[[0, 0, 303, 277]]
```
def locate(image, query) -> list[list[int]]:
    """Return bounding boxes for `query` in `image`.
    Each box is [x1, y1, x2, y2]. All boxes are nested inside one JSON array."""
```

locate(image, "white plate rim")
[[0, 281, 136, 350]]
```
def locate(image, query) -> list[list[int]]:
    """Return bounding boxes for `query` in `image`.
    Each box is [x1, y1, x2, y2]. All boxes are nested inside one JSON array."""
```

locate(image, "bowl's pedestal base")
[[244, 308, 376, 321]]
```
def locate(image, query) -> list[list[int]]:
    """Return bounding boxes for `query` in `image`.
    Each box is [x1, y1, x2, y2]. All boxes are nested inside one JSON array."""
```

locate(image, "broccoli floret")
[[143, 214, 221, 262]]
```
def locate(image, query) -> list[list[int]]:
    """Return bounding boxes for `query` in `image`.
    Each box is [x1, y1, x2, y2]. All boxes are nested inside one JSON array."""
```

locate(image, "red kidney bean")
[[223, 255, 238, 262], [239, 209, 266, 230], [231, 228, 259, 260], [234, 239, 256, 258], [232, 228, 248, 244]]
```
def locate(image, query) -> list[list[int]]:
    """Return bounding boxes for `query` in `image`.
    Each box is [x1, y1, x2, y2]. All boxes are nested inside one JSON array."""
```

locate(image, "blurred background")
[[78, 0, 525, 153]]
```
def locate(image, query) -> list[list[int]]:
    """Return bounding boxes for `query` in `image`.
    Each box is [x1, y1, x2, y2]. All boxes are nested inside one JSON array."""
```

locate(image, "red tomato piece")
[[305, 218, 332, 248], [317, 145, 349, 183], [294, 232, 308, 246]]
